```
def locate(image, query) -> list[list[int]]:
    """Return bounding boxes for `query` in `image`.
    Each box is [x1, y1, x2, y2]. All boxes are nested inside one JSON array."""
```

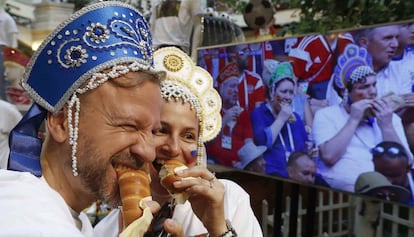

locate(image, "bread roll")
[[365, 92, 405, 117], [382, 92, 405, 111], [159, 159, 191, 204], [117, 169, 151, 228], [159, 159, 188, 194]]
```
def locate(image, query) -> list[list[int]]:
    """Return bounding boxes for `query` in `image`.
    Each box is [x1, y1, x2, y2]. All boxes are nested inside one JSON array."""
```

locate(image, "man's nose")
[[130, 133, 156, 163]]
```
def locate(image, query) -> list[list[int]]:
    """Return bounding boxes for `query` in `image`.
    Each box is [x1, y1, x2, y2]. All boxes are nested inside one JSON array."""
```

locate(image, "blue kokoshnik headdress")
[[9, 1, 161, 177], [333, 43, 375, 92]]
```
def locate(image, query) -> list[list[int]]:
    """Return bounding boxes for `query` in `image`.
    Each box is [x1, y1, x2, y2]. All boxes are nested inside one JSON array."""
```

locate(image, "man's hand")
[[349, 99, 373, 121], [222, 105, 243, 125], [372, 98, 393, 127]]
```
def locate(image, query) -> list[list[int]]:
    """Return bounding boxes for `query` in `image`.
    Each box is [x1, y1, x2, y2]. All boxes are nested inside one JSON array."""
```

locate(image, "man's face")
[[349, 75, 377, 102], [399, 23, 414, 47], [73, 72, 161, 207], [373, 157, 409, 187], [220, 78, 239, 107], [245, 156, 265, 173], [367, 25, 399, 71], [288, 155, 316, 184]]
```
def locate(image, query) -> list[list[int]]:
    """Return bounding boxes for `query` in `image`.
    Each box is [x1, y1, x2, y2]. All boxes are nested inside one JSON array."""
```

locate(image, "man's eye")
[[121, 124, 137, 131], [153, 127, 166, 135]]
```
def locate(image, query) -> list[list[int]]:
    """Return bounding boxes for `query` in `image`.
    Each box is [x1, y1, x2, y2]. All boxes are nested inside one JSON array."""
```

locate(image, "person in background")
[[2, 46, 31, 111], [353, 171, 410, 237], [355, 24, 414, 109], [288, 34, 332, 100], [0, 0, 19, 100], [372, 141, 414, 203], [250, 61, 308, 177], [287, 151, 316, 185], [95, 47, 262, 237], [392, 23, 414, 153], [206, 62, 254, 167], [313, 44, 410, 192], [149, 0, 206, 62], [286, 151, 329, 187], [0, 99, 21, 169], [0, 2, 183, 236], [235, 140, 266, 173], [226, 44, 266, 112], [262, 59, 313, 132]]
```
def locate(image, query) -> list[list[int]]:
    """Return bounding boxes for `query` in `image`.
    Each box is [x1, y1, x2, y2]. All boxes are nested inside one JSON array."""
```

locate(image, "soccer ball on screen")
[[243, 0, 275, 29]]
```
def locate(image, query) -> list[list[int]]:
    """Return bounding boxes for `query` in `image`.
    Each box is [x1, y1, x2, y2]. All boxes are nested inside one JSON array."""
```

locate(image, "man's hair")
[[287, 151, 311, 167]]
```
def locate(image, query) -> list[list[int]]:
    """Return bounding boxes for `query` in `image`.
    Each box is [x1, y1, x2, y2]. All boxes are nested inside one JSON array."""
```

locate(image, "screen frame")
[[197, 18, 414, 207]]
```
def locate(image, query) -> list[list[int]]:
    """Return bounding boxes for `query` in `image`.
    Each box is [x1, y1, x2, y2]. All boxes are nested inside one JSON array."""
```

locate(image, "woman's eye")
[[184, 133, 196, 140]]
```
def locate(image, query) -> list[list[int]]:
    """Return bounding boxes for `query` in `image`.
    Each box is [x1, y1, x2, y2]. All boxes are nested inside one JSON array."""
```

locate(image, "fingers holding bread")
[[158, 159, 224, 202]]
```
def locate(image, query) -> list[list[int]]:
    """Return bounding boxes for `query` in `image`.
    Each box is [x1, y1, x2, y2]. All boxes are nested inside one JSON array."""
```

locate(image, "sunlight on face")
[[75, 72, 161, 207], [155, 99, 199, 166], [151, 99, 200, 199]]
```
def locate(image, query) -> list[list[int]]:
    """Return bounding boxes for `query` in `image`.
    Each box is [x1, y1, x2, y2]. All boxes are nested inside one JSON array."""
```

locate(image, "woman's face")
[[271, 79, 295, 109], [152, 99, 199, 197]]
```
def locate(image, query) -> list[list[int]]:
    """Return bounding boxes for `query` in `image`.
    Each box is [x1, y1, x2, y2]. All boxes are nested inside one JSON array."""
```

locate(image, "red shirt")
[[206, 110, 253, 167]]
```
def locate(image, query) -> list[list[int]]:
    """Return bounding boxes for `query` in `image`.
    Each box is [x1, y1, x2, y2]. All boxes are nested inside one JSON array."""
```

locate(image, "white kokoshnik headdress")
[[153, 47, 222, 166], [8, 1, 163, 177]]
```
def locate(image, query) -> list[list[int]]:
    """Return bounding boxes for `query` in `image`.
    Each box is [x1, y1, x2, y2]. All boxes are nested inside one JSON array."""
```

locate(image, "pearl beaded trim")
[[67, 61, 146, 176], [154, 47, 222, 166], [349, 65, 375, 84]]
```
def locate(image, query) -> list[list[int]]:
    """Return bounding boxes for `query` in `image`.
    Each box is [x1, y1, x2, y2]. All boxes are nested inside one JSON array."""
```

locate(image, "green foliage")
[[221, 0, 414, 35], [281, 0, 414, 36]]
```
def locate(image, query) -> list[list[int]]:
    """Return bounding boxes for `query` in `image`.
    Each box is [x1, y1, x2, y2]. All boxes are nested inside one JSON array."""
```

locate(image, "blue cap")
[[21, 1, 158, 113]]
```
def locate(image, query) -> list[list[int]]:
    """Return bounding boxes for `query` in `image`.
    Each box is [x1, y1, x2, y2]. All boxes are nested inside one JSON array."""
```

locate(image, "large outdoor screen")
[[197, 19, 414, 206]]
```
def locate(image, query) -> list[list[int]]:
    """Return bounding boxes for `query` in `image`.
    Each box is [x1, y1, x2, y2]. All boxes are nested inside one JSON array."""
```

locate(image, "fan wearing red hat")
[[206, 62, 255, 167], [226, 44, 266, 113], [2, 47, 31, 111]]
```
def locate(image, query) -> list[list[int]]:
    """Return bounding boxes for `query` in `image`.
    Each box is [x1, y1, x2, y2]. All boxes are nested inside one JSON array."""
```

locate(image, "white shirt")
[[0, 100, 22, 169], [376, 60, 412, 97], [312, 104, 410, 191], [0, 9, 18, 46], [150, 0, 206, 50], [0, 170, 94, 236], [94, 179, 263, 237]]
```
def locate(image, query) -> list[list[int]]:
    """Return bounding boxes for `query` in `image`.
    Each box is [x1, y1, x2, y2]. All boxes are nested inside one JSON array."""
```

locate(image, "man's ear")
[[46, 107, 68, 143]]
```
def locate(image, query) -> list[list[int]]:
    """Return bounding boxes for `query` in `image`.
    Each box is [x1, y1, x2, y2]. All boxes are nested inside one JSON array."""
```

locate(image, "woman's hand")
[[174, 166, 228, 236], [277, 102, 293, 123]]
